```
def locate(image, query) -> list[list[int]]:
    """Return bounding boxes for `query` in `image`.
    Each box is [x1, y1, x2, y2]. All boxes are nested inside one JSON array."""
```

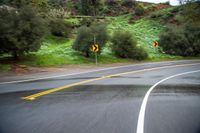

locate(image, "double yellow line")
[[22, 63, 200, 101]]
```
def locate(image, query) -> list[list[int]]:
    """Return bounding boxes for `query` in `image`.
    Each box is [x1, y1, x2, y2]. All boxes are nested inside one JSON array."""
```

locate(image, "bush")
[[159, 25, 200, 56], [0, 4, 47, 60], [163, 1, 170, 5], [121, 0, 136, 7], [106, 0, 118, 6], [135, 5, 145, 16], [72, 24, 109, 57], [48, 0, 67, 7], [80, 18, 94, 27], [184, 25, 200, 54], [47, 8, 70, 18], [78, 0, 101, 16], [181, 2, 200, 24], [49, 18, 72, 37], [150, 13, 162, 19], [99, 6, 110, 15], [111, 31, 147, 60]]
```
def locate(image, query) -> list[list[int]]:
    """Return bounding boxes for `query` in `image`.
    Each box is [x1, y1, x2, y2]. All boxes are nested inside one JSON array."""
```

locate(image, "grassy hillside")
[[1, 3, 197, 71], [12, 35, 130, 67], [107, 15, 171, 59], [20, 12, 182, 67]]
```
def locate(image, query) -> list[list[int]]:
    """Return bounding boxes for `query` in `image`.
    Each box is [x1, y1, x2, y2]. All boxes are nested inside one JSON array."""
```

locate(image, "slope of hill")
[[0, 2, 196, 71], [18, 5, 183, 67]]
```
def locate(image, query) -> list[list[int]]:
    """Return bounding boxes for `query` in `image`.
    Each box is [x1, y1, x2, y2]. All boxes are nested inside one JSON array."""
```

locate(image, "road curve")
[[0, 60, 200, 133]]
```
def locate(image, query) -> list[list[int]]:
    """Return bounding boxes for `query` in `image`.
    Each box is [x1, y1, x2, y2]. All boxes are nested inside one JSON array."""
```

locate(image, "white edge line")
[[0, 60, 199, 85], [1, 63, 143, 85], [136, 69, 200, 133]]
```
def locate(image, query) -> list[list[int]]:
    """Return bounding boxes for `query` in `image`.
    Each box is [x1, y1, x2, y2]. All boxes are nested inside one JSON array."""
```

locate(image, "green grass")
[[0, 6, 199, 69], [64, 18, 81, 25], [150, 6, 178, 17], [19, 35, 130, 67], [22, 35, 93, 66], [25, 14, 184, 67], [107, 14, 184, 60], [0, 64, 12, 71], [149, 6, 180, 23]]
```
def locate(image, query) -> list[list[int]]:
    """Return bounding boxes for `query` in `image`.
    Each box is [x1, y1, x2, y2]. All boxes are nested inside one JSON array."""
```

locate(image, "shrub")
[[111, 31, 147, 60], [184, 25, 200, 54], [163, 1, 170, 5], [49, 18, 72, 37], [106, 0, 118, 6], [0, 4, 47, 60], [121, 0, 136, 7], [171, 6, 180, 13], [159, 25, 200, 56], [135, 5, 145, 16], [48, 0, 67, 7], [80, 18, 94, 27], [159, 31, 190, 56], [79, 0, 101, 16], [150, 13, 162, 19], [181, 2, 200, 24], [100, 6, 110, 15], [47, 8, 70, 18], [72, 24, 109, 57]]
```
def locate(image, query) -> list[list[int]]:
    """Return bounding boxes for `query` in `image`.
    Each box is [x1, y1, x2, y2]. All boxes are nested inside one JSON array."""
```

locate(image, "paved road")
[[0, 60, 200, 133]]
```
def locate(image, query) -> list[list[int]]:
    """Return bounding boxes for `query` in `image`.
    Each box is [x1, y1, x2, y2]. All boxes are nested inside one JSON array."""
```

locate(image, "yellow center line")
[[21, 63, 200, 101]]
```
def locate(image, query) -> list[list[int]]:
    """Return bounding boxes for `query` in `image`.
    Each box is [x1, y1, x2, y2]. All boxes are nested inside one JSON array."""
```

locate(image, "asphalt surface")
[[0, 60, 200, 133]]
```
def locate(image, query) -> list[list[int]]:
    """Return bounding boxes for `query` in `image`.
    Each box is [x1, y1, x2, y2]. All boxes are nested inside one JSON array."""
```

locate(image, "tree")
[[106, 0, 118, 6], [80, 0, 91, 15], [111, 30, 147, 60], [49, 18, 72, 37], [135, 4, 145, 16], [48, 0, 66, 7], [122, 0, 136, 7], [0, 5, 46, 60], [72, 24, 108, 57], [181, 1, 200, 25], [3, 0, 32, 7], [158, 1, 200, 56], [159, 25, 200, 56], [80, 0, 101, 15], [90, 0, 101, 16]]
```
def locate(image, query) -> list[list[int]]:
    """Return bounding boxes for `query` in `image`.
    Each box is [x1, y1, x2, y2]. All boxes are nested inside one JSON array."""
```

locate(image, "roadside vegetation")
[[0, 2, 46, 60], [73, 24, 109, 57], [0, 0, 199, 71], [111, 30, 147, 60], [158, 2, 200, 56]]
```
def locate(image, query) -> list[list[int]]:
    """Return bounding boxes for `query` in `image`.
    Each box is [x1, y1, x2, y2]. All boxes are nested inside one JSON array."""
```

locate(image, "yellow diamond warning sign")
[[91, 44, 99, 52]]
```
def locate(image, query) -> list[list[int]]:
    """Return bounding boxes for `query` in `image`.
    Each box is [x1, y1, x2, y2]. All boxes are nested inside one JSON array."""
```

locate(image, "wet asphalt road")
[[0, 60, 200, 133]]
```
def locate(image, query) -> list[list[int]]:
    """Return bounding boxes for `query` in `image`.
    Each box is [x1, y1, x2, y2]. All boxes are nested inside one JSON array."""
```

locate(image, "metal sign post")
[[91, 36, 99, 65], [94, 35, 98, 65], [95, 52, 98, 65]]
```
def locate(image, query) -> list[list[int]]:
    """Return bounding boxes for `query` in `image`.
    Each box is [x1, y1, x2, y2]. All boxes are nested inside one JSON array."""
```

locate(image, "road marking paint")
[[1, 60, 199, 85], [136, 69, 200, 133], [21, 63, 200, 101]]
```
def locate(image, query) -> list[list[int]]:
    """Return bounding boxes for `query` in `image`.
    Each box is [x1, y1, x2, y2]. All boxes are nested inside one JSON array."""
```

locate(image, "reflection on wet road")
[[146, 85, 200, 133], [0, 60, 200, 133]]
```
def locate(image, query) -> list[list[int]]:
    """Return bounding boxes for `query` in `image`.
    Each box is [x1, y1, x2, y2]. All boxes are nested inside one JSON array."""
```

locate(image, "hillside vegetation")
[[0, 0, 199, 71]]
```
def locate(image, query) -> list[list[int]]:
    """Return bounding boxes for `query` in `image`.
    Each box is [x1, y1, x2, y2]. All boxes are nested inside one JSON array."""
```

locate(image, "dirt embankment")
[[0, 62, 135, 79]]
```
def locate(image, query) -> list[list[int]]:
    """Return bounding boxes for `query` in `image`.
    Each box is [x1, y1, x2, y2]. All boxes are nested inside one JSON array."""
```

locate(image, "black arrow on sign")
[[92, 44, 99, 52]]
